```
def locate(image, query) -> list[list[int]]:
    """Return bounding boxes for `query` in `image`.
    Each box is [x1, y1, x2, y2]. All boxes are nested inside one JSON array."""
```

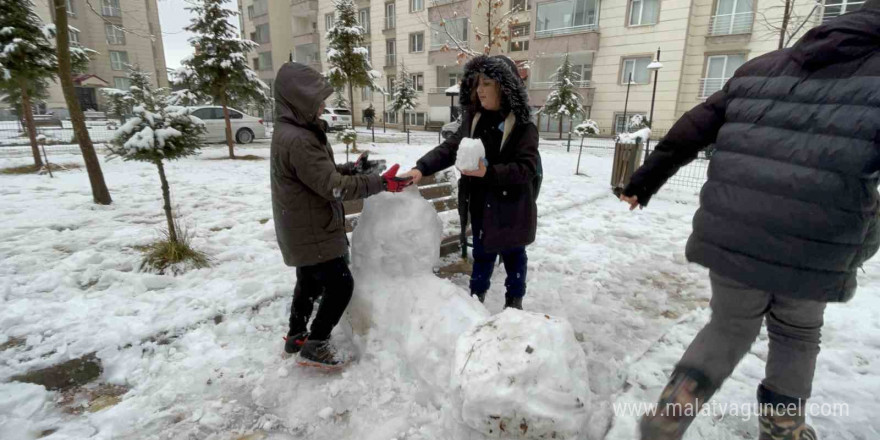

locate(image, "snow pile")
[[451, 310, 591, 439], [455, 137, 485, 172], [616, 127, 651, 145], [349, 188, 489, 387], [0, 382, 55, 438]]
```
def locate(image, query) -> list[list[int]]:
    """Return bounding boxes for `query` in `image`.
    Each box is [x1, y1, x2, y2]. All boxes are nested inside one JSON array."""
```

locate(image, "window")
[[711, 0, 754, 35], [431, 18, 468, 50], [615, 113, 646, 133], [385, 111, 398, 124], [532, 52, 593, 88], [113, 77, 131, 90], [105, 24, 126, 45], [362, 87, 374, 101], [629, 0, 659, 26], [448, 73, 463, 87], [822, 0, 864, 22], [192, 108, 222, 120], [102, 0, 121, 17], [359, 8, 371, 32], [387, 77, 396, 93], [247, 5, 254, 19], [411, 73, 424, 92], [365, 44, 372, 63], [411, 0, 424, 12], [325, 13, 335, 32], [69, 29, 80, 46], [510, 23, 530, 38], [385, 2, 396, 29], [536, 0, 599, 37], [512, 0, 532, 11], [386, 39, 396, 66], [510, 40, 529, 51], [229, 110, 243, 119], [406, 112, 426, 126], [253, 24, 270, 44], [409, 32, 424, 53], [109, 51, 128, 71], [258, 52, 273, 71], [701, 54, 745, 97], [621, 56, 652, 84], [252, 0, 268, 17], [67, 0, 76, 16]]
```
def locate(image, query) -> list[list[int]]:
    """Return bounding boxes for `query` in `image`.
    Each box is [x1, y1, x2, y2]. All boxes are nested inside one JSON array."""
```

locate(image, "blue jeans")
[[469, 228, 528, 298]]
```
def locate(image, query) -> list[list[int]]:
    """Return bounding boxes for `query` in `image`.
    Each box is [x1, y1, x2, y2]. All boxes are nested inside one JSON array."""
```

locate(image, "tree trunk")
[[403, 110, 407, 142], [20, 81, 43, 168], [558, 117, 563, 140], [221, 96, 235, 159], [778, 0, 792, 50], [348, 82, 357, 152], [155, 160, 178, 243], [53, 0, 112, 205]]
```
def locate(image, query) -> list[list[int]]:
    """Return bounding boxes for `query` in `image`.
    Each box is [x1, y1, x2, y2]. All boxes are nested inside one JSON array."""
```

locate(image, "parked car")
[[320, 107, 353, 131], [441, 117, 461, 140], [189, 106, 267, 144]]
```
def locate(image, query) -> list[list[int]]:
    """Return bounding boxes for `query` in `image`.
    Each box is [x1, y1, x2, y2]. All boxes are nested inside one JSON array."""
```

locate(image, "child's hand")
[[461, 158, 487, 178]]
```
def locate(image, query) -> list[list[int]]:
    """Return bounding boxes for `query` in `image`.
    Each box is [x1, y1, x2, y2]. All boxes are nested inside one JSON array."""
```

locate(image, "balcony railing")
[[102, 6, 121, 17], [384, 16, 396, 30], [535, 23, 597, 38], [709, 11, 754, 36], [385, 54, 397, 66], [531, 80, 592, 89], [429, 0, 462, 7], [700, 78, 728, 98]]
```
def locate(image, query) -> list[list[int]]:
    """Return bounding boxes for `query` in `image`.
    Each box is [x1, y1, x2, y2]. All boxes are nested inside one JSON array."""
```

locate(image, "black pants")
[[289, 257, 354, 341]]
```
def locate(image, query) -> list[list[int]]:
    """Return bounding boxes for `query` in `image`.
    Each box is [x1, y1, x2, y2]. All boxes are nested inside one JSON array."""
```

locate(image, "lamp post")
[[645, 48, 663, 165], [622, 72, 633, 135], [382, 90, 387, 133]]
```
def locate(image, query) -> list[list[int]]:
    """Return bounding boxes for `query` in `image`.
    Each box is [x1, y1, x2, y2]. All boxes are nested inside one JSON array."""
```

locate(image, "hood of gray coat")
[[459, 55, 531, 125], [274, 62, 334, 127], [790, 5, 880, 70]]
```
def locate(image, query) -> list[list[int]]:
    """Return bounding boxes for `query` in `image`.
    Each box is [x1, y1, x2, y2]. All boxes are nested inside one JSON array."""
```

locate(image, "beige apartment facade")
[[5, 0, 170, 120]]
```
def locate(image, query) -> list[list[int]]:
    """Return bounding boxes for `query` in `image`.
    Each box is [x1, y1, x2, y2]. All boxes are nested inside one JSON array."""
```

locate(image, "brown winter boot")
[[758, 385, 818, 440], [640, 367, 716, 440]]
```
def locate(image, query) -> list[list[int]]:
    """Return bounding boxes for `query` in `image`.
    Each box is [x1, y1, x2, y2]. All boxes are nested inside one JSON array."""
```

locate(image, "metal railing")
[[428, 87, 455, 93], [699, 78, 728, 98], [709, 11, 754, 36], [429, 0, 461, 6], [102, 6, 121, 17], [384, 16, 396, 30], [821, 1, 865, 23], [535, 23, 597, 38], [385, 54, 396, 66], [531, 80, 592, 89]]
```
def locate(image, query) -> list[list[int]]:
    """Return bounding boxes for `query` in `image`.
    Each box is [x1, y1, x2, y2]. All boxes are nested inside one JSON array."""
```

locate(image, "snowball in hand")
[[455, 138, 486, 172]]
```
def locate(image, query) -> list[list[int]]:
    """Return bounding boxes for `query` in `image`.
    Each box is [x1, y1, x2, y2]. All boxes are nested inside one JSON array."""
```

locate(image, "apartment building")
[[310, 0, 864, 133], [10, 0, 170, 119]]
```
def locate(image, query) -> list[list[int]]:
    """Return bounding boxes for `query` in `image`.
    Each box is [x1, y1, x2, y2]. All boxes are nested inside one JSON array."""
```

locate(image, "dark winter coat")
[[416, 55, 539, 253], [623, 5, 880, 302], [271, 62, 384, 267]]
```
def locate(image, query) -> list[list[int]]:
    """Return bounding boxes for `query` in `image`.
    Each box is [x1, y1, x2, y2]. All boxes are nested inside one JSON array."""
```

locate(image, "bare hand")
[[620, 194, 640, 211], [461, 159, 487, 178], [398, 168, 423, 185]]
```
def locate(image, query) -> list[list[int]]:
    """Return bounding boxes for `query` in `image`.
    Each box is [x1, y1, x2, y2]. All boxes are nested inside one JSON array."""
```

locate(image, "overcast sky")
[[156, 0, 241, 70]]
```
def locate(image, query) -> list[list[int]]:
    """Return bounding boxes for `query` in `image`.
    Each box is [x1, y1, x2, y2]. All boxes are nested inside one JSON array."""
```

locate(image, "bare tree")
[[755, 0, 822, 49], [420, 0, 524, 64]]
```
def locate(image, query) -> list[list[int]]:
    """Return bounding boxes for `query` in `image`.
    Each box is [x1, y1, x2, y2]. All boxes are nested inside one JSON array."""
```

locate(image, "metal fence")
[[0, 120, 117, 147]]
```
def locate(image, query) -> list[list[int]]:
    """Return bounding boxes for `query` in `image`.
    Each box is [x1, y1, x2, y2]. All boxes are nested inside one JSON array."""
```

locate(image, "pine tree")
[[326, 0, 381, 150], [175, 0, 270, 159], [538, 53, 586, 139], [0, 0, 85, 168], [102, 88, 134, 125], [51, 0, 112, 204], [390, 64, 418, 135], [574, 119, 599, 175], [107, 67, 207, 273], [332, 87, 348, 109]]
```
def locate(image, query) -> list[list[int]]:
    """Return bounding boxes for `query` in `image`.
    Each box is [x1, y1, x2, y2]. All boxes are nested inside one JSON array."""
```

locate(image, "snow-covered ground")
[[1, 136, 878, 440]]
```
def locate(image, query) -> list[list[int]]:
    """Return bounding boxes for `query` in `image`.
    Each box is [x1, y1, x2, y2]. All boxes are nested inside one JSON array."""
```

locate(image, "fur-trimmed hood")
[[459, 55, 531, 125]]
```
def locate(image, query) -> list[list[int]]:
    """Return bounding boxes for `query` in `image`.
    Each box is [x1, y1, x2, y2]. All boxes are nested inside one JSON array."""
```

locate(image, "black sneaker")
[[283, 331, 308, 355], [471, 291, 486, 303], [297, 339, 346, 370], [504, 297, 523, 310]]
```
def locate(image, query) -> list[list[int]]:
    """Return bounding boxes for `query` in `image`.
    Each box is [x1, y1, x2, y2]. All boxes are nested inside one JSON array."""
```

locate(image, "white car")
[[320, 107, 353, 131], [189, 106, 267, 144]]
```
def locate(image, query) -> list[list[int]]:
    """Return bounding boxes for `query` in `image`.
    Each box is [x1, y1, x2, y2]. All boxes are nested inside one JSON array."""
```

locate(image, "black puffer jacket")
[[624, 4, 880, 302], [416, 55, 539, 253]]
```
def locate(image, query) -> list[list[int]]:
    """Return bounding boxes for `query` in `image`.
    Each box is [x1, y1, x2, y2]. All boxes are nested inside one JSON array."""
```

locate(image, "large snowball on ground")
[[455, 138, 486, 172], [452, 309, 591, 439], [351, 187, 443, 277]]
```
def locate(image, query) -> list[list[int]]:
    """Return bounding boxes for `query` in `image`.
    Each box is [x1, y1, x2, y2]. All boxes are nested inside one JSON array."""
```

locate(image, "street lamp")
[[644, 48, 663, 165], [382, 89, 387, 133]]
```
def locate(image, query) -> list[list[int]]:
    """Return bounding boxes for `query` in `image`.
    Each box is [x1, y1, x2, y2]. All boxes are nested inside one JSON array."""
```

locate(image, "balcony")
[[385, 54, 397, 67], [429, 0, 465, 7], [530, 80, 592, 90], [291, 0, 318, 17], [535, 24, 597, 39], [699, 78, 727, 98], [709, 12, 754, 36], [292, 32, 319, 47], [384, 16, 396, 31]]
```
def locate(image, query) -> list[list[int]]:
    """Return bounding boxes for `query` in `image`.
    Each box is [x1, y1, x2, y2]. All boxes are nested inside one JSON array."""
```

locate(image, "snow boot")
[[471, 291, 486, 303], [758, 385, 818, 440], [504, 297, 523, 310], [640, 367, 715, 440], [297, 339, 346, 370], [283, 331, 308, 355]]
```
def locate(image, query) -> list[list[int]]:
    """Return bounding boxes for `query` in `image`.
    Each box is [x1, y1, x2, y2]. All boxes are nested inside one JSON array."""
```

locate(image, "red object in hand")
[[382, 164, 413, 192]]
